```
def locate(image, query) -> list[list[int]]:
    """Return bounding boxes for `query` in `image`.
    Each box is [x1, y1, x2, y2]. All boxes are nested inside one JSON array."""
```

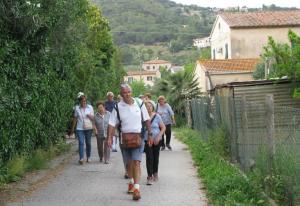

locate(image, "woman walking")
[[144, 101, 166, 185], [71, 93, 94, 165], [156, 96, 175, 151], [95, 101, 111, 164]]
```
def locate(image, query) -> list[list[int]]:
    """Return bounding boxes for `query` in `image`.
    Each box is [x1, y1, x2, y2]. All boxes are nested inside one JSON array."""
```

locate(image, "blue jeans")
[[76, 129, 93, 160]]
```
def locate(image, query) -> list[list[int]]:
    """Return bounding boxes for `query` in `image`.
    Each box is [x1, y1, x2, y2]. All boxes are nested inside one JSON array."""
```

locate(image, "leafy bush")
[[174, 127, 268, 205], [0, 0, 122, 165]]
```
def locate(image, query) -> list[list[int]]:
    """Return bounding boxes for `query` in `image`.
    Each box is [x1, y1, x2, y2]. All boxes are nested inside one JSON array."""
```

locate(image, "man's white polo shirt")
[[109, 98, 150, 133]]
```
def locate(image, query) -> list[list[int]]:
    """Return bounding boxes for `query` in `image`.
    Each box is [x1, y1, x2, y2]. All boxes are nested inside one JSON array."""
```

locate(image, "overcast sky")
[[171, 0, 300, 8]]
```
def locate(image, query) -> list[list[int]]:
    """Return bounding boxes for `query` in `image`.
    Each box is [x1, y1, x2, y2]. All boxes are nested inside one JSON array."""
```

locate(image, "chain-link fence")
[[187, 94, 300, 205]]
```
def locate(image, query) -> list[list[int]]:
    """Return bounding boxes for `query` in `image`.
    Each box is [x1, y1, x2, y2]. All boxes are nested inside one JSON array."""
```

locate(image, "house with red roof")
[[195, 58, 260, 94], [142, 59, 172, 71], [210, 10, 300, 59]]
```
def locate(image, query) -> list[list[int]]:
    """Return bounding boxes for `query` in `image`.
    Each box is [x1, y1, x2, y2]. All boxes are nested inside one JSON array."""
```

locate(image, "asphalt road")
[[8, 136, 208, 206]]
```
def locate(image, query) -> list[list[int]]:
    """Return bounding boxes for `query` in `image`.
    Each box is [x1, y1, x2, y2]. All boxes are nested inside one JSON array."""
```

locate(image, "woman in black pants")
[[156, 96, 176, 151], [144, 101, 166, 185]]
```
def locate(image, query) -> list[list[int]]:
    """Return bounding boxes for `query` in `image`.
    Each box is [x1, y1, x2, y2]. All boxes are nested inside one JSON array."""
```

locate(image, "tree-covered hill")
[[91, 0, 216, 47]]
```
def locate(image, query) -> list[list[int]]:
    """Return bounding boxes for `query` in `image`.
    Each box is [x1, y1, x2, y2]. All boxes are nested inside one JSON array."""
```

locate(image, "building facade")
[[194, 58, 259, 94], [124, 70, 161, 87], [210, 11, 300, 59], [142, 59, 172, 71]]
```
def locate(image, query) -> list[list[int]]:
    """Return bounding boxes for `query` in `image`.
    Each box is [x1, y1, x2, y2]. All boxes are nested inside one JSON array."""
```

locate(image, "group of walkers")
[[70, 83, 175, 201]]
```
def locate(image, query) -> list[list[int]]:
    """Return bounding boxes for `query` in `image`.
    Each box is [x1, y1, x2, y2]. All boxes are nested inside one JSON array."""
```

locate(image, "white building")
[[142, 59, 172, 71], [210, 10, 300, 60], [193, 37, 211, 49]]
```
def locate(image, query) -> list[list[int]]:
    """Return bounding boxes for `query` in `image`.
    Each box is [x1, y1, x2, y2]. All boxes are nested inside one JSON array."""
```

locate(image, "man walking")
[[105, 92, 118, 152], [107, 84, 153, 201]]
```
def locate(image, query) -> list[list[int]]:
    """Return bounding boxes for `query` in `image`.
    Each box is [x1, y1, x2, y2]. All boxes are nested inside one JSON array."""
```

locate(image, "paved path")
[[8, 136, 208, 206]]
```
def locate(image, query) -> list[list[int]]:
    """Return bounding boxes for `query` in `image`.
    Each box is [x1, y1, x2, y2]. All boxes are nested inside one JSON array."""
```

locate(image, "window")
[[147, 76, 153, 81], [153, 66, 155, 70], [128, 77, 133, 83], [146, 66, 150, 70]]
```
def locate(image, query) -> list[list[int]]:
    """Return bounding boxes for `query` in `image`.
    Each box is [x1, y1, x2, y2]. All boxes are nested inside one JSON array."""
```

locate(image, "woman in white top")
[[71, 94, 94, 165]]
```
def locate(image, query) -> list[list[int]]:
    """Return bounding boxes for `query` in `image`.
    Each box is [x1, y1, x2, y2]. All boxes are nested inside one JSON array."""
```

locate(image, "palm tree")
[[153, 66, 201, 121]]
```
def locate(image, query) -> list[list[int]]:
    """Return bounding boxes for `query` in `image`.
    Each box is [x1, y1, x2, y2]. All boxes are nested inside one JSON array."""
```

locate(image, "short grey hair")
[[120, 83, 132, 92]]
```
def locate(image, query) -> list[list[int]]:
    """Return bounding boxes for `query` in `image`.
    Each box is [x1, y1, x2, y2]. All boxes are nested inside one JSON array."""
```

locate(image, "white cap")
[[77, 92, 84, 99], [107, 91, 114, 97]]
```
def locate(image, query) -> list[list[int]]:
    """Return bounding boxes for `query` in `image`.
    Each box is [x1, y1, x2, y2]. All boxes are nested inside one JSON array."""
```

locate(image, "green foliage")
[[0, 0, 122, 165], [0, 138, 72, 186], [251, 144, 300, 205], [6, 155, 27, 181], [92, 0, 215, 47], [262, 30, 300, 97], [27, 149, 49, 171], [253, 62, 266, 80], [199, 47, 211, 59], [207, 126, 230, 158], [152, 65, 201, 124], [130, 80, 148, 97], [175, 127, 268, 206]]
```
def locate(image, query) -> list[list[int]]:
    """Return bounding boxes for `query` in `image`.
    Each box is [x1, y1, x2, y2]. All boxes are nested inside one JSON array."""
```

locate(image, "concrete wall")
[[194, 63, 209, 94], [230, 27, 300, 58], [210, 73, 254, 88], [210, 17, 231, 59]]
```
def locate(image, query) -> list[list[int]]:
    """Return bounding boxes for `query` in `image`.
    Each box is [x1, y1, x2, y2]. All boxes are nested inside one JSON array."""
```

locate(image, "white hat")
[[107, 91, 114, 97], [77, 92, 84, 99]]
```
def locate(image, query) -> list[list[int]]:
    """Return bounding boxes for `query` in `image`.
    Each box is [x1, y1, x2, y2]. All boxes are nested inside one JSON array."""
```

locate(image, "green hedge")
[[0, 0, 121, 164], [174, 127, 268, 206]]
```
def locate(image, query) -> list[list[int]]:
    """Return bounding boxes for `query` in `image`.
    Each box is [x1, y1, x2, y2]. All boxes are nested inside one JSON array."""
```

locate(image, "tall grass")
[[174, 127, 268, 206], [0, 138, 71, 187]]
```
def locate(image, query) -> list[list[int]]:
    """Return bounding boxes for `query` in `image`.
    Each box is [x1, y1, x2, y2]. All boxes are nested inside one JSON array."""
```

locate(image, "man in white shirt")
[[108, 84, 153, 201]]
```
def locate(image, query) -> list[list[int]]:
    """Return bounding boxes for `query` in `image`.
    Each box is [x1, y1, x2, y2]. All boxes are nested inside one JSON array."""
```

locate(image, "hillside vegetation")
[[91, 0, 215, 66], [92, 0, 215, 46]]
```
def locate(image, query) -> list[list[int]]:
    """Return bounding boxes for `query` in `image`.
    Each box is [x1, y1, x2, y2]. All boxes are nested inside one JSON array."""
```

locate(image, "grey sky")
[[171, 0, 300, 8]]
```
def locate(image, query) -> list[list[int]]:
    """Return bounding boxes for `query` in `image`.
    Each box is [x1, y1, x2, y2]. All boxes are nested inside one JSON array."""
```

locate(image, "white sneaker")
[[146, 177, 153, 185]]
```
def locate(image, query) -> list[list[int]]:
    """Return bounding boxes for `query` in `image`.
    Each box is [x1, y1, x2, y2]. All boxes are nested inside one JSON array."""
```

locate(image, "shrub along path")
[[6, 137, 208, 206]]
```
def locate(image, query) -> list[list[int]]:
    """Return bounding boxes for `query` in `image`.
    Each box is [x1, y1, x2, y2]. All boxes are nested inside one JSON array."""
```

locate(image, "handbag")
[[83, 119, 93, 130], [121, 133, 141, 149]]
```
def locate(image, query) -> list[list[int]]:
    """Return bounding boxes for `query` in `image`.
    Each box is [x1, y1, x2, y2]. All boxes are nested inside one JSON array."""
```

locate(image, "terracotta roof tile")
[[198, 58, 260, 73], [219, 10, 300, 28], [143, 59, 171, 64]]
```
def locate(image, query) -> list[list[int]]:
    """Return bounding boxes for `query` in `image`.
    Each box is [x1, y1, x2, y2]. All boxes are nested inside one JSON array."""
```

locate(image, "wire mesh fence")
[[187, 94, 300, 205]]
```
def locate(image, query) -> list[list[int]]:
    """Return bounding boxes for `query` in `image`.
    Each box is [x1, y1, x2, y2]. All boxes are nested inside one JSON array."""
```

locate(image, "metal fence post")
[[185, 100, 192, 128], [241, 95, 249, 169], [266, 94, 275, 174], [229, 96, 238, 163]]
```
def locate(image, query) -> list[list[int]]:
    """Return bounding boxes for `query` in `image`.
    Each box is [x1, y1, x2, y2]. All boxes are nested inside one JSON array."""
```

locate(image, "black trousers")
[[144, 143, 160, 177], [161, 124, 172, 147]]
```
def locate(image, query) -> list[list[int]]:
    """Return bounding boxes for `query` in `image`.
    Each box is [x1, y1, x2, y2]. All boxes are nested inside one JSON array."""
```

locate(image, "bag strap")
[[134, 98, 144, 122], [151, 114, 156, 124], [114, 103, 122, 133], [155, 103, 158, 112]]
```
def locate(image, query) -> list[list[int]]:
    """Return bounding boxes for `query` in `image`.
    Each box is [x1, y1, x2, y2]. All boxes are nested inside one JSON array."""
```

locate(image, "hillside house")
[[124, 70, 161, 87], [193, 37, 211, 49], [194, 58, 260, 94], [142, 59, 172, 71], [210, 10, 300, 59]]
